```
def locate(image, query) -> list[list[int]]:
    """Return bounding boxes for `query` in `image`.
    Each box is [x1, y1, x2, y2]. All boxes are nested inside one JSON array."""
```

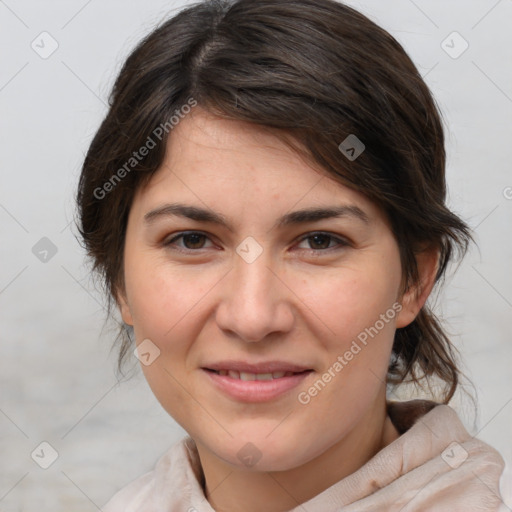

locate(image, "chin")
[[203, 427, 323, 472]]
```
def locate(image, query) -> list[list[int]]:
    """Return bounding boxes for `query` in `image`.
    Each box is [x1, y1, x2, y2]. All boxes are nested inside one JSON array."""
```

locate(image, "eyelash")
[[162, 231, 350, 254]]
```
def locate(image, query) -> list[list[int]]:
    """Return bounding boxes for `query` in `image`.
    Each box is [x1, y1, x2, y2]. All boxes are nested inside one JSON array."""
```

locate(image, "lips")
[[201, 360, 313, 402]]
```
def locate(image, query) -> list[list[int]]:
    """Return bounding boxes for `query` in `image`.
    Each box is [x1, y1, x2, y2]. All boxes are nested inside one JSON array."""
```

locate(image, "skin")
[[118, 108, 438, 511]]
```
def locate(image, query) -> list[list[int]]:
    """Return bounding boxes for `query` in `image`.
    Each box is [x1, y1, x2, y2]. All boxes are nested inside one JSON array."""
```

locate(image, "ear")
[[395, 246, 439, 329], [116, 288, 134, 326]]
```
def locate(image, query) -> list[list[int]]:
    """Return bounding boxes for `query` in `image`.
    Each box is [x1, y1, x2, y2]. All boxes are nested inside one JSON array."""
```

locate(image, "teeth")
[[214, 370, 296, 380], [256, 373, 273, 381]]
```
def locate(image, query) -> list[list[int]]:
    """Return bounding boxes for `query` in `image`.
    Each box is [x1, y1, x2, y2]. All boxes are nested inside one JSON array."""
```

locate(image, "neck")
[[196, 396, 400, 512]]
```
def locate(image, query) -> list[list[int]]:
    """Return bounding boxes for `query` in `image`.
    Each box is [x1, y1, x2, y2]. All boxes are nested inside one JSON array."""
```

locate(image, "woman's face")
[[119, 108, 415, 471]]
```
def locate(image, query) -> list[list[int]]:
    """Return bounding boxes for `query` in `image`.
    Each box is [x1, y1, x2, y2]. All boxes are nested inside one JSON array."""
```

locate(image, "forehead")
[[132, 108, 382, 222], [162, 107, 321, 184]]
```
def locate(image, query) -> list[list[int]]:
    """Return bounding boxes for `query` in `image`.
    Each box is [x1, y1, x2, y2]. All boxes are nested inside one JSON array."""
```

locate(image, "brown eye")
[[296, 232, 349, 251], [182, 233, 207, 249], [308, 234, 332, 249], [164, 231, 214, 251]]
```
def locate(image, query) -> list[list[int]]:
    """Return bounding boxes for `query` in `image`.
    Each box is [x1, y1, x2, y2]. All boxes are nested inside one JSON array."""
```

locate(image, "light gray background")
[[1, 0, 511, 510]]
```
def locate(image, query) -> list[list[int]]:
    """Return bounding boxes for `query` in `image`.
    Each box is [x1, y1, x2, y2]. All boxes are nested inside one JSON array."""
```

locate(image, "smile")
[[209, 370, 297, 380], [202, 363, 313, 402]]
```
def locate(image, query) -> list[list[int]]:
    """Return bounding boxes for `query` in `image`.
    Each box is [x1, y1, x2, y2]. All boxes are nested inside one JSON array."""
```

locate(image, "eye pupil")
[[310, 234, 330, 249], [183, 233, 205, 249]]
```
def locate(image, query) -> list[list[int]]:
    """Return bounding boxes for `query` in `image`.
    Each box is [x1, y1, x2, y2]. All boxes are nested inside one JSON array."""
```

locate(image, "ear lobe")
[[116, 289, 134, 326], [395, 247, 439, 329]]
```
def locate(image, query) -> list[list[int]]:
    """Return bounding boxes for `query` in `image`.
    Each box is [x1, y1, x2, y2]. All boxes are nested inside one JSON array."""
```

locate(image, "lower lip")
[[202, 369, 312, 402]]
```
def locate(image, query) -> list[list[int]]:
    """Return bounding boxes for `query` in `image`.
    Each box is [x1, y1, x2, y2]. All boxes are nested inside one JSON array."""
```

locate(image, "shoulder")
[[102, 469, 155, 512], [101, 436, 197, 512], [499, 463, 512, 511]]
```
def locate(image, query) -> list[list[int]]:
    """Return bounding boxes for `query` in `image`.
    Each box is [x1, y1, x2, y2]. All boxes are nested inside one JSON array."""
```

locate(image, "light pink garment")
[[103, 402, 509, 511]]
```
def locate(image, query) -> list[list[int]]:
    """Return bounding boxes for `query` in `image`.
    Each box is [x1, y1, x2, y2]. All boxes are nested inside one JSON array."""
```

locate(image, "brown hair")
[[76, 0, 472, 402]]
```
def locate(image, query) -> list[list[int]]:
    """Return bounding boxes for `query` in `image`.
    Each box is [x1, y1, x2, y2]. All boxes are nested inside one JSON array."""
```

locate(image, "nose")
[[215, 250, 295, 343]]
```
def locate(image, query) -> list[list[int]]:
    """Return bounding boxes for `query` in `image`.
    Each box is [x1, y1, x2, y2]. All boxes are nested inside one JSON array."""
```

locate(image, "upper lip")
[[203, 360, 312, 373]]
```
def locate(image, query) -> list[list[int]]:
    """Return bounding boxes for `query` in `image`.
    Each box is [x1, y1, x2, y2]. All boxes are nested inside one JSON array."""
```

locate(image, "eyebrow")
[[143, 202, 370, 230]]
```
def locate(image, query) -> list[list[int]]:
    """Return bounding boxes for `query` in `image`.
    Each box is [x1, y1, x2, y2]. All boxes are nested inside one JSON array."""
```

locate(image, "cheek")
[[295, 269, 400, 436], [124, 261, 219, 427], [296, 262, 401, 346], [125, 258, 215, 342]]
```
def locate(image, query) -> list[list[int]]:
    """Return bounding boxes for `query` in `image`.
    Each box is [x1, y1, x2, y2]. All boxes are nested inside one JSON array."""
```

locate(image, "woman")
[[76, 0, 509, 510]]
